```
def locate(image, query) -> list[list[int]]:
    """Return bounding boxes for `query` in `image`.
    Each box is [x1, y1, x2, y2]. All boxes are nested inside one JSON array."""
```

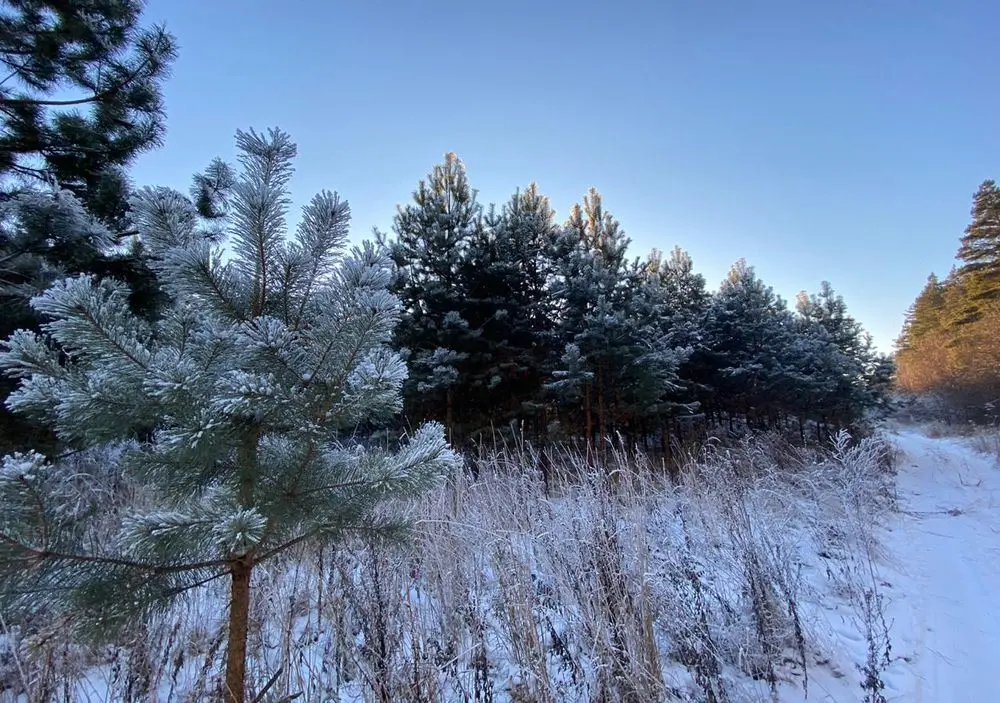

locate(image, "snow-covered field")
[[2, 427, 998, 702]]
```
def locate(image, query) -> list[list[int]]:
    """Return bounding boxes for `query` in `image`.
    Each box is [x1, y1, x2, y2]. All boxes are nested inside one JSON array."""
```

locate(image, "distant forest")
[[896, 180, 1000, 421]]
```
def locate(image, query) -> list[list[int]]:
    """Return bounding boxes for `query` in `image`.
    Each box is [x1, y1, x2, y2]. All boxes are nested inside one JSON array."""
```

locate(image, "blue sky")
[[133, 0, 1000, 351]]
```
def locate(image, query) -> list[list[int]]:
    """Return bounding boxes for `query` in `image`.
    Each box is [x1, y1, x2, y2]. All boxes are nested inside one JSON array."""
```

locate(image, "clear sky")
[[132, 0, 1000, 352]]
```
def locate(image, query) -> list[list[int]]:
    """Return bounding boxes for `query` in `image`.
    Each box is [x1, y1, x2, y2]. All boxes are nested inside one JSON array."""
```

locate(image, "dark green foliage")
[[954, 180, 1000, 323], [701, 260, 797, 428], [388, 153, 480, 435], [0, 0, 177, 227], [0, 0, 176, 454], [546, 190, 635, 443], [460, 184, 558, 436], [388, 163, 888, 447]]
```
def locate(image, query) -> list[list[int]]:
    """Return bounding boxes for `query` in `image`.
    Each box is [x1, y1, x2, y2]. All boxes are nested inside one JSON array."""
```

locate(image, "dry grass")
[[0, 433, 896, 703]]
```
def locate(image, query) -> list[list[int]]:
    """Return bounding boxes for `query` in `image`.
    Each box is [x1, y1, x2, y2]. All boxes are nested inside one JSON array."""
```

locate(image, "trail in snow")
[[880, 430, 1000, 703]]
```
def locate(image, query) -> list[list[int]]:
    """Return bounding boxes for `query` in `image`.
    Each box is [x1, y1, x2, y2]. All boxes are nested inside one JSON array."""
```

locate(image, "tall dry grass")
[[0, 432, 896, 703]]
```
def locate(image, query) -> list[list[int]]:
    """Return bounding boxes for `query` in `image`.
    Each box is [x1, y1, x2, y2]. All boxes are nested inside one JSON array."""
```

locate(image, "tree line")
[[896, 180, 1000, 420], [386, 154, 893, 450]]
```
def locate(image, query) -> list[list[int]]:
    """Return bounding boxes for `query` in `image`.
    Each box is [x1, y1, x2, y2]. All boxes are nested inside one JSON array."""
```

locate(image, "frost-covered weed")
[[0, 433, 894, 702]]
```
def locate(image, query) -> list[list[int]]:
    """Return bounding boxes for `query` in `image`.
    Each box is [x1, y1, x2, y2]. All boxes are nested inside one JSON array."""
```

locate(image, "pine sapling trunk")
[[225, 557, 253, 703]]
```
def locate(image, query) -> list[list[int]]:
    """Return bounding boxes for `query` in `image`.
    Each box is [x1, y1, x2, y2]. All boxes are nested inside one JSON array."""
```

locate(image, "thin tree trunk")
[[584, 382, 593, 449], [597, 366, 607, 461], [446, 388, 454, 440], [225, 558, 253, 703]]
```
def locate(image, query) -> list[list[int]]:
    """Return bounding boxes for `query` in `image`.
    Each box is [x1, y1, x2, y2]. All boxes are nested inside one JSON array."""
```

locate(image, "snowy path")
[[880, 431, 1000, 702]]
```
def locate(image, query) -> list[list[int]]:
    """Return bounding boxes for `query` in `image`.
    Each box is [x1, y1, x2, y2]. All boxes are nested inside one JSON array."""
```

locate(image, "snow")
[[4, 427, 1000, 702], [877, 430, 1000, 702]]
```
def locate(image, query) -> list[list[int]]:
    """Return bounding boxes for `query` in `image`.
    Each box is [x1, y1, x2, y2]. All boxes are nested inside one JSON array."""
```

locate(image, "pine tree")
[[646, 247, 711, 425], [896, 273, 956, 397], [781, 318, 844, 440], [794, 282, 871, 427], [896, 274, 946, 352], [618, 256, 690, 443], [895, 179, 1000, 416], [547, 189, 632, 445], [796, 282, 866, 360], [0, 0, 177, 453], [389, 153, 481, 437], [460, 183, 557, 438], [956, 179, 1000, 319], [0, 128, 460, 703], [0, 0, 177, 228], [705, 260, 796, 428], [863, 350, 896, 418]]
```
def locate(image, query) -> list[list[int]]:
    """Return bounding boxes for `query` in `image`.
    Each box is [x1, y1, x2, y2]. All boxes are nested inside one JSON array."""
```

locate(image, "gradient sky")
[[132, 0, 1000, 351]]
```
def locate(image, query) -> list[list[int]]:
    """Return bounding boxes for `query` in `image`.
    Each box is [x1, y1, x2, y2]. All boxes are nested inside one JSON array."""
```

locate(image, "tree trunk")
[[446, 388, 454, 441], [584, 382, 593, 450], [225, 558, 253, 703], [596, 367, 607, 461]]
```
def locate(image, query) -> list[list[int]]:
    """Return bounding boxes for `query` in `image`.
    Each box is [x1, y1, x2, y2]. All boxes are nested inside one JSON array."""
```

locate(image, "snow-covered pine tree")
[[705, 259, 796, 429], [547, 189, 636, 446], [460, 184, 558, 439], [782, 315, 850, 440], [0, 128, 461, 703], [619, 254, 692, 444], [389, 153, 481, 437], [796, 281, 895, 426], [0, 190, 138, 453], [639, 247, 714, 441], [651, 247, 711, 352], [794, 282, 872, 428]]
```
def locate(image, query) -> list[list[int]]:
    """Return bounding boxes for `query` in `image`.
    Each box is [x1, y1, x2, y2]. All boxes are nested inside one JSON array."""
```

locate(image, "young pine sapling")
[[0, 128, 461, 703]]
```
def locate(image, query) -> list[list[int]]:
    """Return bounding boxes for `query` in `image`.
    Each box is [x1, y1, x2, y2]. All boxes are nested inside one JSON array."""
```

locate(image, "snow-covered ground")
[[876, 430, 1000, 703], [3, 428, 999, 702], [789, 428, 1000, 703]]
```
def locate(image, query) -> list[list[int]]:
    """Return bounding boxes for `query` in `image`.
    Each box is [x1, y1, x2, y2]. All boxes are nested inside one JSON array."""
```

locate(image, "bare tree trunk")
[[446, 388, 454, 441], [597, 366, 607, 462], [584, 382, 593, 450], [225, 558, 253, 703]]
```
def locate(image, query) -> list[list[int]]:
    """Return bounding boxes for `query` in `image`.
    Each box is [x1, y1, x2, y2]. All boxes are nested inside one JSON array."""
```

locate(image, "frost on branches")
[[0, 128, 461, 703]]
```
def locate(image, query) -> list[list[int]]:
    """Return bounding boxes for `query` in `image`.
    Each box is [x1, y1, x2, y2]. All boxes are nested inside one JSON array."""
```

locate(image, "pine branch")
[[188, 254, 246, 322], [157, 568, 229, 599], [77, 306, 150, 370], [253, 529, 319, 565], [0, 533, 228, 574], [250, 521, 404, 567], [285, 477, 372, 501], [0, 54, 156, 109], [305, 305, 382, 393]]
